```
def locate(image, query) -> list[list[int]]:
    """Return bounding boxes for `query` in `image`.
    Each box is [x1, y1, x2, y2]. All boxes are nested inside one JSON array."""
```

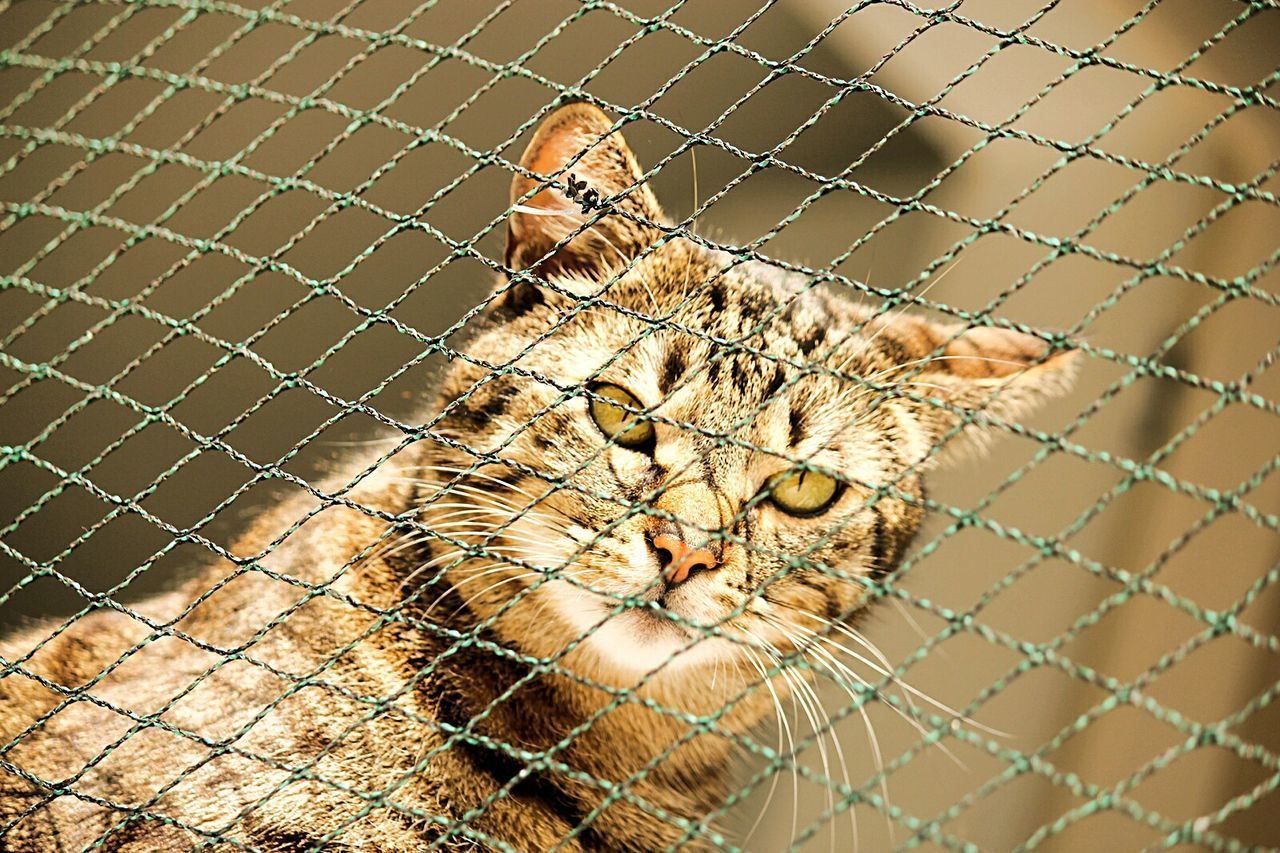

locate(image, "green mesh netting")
[[0, 0, 1278, 850]]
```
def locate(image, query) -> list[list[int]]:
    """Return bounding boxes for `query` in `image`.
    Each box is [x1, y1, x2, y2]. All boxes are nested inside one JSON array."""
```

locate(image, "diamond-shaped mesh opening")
[[0, 1, 1276, 850]]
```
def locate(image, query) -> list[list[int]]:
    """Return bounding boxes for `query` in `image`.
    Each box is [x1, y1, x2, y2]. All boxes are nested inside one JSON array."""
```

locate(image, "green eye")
[[589, 384, 655, 449], [765, 468, 839, 516]]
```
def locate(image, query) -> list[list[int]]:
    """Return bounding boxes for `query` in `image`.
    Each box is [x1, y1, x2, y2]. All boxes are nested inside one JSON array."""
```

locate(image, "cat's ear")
[[504, 103, 667, 281], [868, 314, 1079, 462]]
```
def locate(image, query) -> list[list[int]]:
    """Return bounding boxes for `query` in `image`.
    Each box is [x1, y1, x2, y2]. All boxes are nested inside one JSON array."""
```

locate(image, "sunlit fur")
[[430, 103, 1077, 696], [0, 104, 1076, 851]]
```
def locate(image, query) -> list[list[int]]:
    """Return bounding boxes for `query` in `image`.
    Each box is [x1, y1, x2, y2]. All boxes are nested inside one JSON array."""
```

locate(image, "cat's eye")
[[764, 468, 839, 516], [589, 384, 655, 449]]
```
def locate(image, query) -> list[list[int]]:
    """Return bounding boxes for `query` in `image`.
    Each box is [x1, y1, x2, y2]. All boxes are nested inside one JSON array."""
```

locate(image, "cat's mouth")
[[582, 581, 711, 639], [618, 606, 696, 642], [542, 577, 738, 677]]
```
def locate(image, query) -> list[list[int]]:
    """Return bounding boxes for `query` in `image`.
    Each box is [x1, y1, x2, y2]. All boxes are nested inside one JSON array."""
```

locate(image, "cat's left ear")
[[504, 103, 667, 280], [867, 314, 1080, 462]]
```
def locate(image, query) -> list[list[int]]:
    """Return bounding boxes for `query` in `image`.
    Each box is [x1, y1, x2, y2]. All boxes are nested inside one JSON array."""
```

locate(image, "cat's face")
[[416, 104, 1076, 688]]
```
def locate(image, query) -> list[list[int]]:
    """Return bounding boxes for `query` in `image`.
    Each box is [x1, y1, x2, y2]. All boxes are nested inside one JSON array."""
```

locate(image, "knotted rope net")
[[0, 0, 1277, 850]]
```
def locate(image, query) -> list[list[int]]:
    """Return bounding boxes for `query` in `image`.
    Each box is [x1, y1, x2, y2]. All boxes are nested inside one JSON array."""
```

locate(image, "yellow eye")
[[589, 384, 655, 449], [765, 468, 839, 516]]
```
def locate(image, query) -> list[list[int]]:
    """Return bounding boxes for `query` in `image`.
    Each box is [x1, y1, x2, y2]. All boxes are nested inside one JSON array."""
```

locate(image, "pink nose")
[[651, 533, 718, 586]]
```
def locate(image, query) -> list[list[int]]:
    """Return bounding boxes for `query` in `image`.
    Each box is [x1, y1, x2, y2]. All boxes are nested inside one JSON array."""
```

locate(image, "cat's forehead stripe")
[[788, 407, 806, 449], [658, 346, 685, 394]]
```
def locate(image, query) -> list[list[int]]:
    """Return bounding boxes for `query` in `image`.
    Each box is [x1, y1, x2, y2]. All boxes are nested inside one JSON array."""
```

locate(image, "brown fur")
[[0, 104, 1077, 851]]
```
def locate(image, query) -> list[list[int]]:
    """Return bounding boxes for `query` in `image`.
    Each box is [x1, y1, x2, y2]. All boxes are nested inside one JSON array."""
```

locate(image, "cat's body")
[[0, 455, 756, 851], [0, 104, 1076, 851]]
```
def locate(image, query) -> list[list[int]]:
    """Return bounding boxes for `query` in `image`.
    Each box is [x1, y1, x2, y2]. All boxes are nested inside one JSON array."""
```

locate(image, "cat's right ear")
[[499, 103, 666, 306], [863, 314, 1080, 465]]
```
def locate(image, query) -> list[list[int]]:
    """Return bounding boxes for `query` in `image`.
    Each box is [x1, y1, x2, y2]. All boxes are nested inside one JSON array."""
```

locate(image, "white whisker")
[[744, 641, 799, 849], [738, 644, 785, 850], [421, 561, 523, 615], [398, 549, 468, 597], [773, 621, 862, 850], [411, 465, 579, 525], [423, 503, 572, 535], [447, 572, 542, 619], [799, 632, 883, 846], [510, 203, 578, 217], [412, 464, 546, 503], [801, 613, 1007, 739], [777, 640, 842, 853]]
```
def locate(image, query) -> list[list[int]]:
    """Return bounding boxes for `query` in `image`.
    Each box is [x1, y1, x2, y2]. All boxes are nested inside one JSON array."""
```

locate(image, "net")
[[0, 0, 1277, 850]]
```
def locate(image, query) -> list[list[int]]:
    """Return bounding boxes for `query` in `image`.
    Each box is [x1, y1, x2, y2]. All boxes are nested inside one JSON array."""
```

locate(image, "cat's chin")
[[580, 612, 732, 680], [544, 580, 731, 680]]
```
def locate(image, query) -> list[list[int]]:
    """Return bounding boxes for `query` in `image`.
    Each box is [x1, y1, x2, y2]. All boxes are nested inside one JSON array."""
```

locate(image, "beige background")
[[0, 0, 1276, 849]]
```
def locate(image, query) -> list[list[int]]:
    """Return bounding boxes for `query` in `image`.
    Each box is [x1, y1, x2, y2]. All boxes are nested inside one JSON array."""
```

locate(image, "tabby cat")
[[0, 103, 1077, 851]]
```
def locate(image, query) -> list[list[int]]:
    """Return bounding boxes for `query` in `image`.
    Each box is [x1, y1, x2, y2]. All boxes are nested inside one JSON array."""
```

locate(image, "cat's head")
[[416, 104, 1077, 690]]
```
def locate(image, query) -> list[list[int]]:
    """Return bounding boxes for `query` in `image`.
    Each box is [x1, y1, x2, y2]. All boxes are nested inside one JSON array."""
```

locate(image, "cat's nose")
[[650, 533, 718, 586]]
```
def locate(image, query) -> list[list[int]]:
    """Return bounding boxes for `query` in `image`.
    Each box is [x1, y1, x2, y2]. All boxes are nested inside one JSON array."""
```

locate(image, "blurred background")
[[0, 0, 1277, 849]]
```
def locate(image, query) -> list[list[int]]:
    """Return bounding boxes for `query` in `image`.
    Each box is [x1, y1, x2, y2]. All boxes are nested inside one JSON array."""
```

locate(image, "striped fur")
[[0, 104, 1076, 851]]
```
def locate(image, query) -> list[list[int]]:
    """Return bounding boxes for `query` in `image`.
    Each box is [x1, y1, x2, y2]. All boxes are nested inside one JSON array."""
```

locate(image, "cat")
[[0, 102, 1077, 851]]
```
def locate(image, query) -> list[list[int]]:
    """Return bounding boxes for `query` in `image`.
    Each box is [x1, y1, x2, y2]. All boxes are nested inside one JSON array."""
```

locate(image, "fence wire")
[[0, 0, 1277, 850]]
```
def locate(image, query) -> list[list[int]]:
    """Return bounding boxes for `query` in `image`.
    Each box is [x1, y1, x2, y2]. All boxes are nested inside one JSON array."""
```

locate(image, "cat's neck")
[[396, 598, 767, 846]]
